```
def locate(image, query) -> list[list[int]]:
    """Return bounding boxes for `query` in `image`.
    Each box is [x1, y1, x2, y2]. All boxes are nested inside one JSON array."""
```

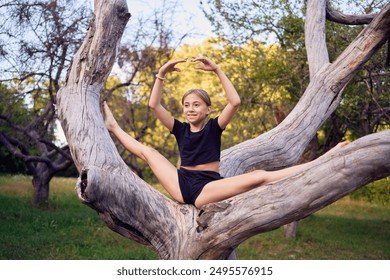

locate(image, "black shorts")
[[177, 167, 224, 205]]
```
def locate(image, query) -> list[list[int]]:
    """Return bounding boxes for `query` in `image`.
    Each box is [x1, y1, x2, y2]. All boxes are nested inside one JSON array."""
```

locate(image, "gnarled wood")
[[57, 0, 390, 259], [326, 0, 376, 25]]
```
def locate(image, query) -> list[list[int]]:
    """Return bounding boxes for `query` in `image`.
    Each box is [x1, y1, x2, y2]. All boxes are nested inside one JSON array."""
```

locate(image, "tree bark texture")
[[57, 0, 390, 259], [31, 165, 52, 207]]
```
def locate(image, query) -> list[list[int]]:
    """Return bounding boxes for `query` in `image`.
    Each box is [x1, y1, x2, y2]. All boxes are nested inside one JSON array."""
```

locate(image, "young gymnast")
[[103, 56, 348, 208]]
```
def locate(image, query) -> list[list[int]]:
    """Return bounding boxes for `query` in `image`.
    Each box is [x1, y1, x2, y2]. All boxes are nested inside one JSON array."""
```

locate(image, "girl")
[[104, 56, 347, 208]]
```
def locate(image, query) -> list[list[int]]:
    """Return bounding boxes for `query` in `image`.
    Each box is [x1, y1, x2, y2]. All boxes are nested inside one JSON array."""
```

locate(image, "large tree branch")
[[58, 0, 131, 170], [195, 130, 390, 259], [305, 0, 329, 78], [326, 0, 376, 25], [220, 1, 390, 177], [72, 128, 390, 259]]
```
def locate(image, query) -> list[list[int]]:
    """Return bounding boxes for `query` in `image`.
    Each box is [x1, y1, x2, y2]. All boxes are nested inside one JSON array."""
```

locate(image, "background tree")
[[57, 0, 390, 259], [0, 0, 92, 206], [0, 84, 31, 174]]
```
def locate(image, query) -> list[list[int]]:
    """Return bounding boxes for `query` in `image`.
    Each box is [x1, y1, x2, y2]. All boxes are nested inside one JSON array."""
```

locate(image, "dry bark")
[[57, 0, 390, 259]]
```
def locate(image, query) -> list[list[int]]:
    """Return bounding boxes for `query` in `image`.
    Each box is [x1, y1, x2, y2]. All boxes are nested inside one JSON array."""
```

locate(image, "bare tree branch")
[[0, 132, 54, 169], [306, 0, 329, 77], [326, 0, 376, 25]]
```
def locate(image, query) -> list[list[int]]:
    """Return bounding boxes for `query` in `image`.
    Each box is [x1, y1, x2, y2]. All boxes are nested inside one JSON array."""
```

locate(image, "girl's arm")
[[192, 57, 241, 129], [149, 58, 187, 131]]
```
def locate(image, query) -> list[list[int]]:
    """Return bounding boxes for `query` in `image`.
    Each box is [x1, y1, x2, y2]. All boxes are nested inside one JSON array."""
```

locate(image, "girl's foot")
[[103, 101, 118, 132]]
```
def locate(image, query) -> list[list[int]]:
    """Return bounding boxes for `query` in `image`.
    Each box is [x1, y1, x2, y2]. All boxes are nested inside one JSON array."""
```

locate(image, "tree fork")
[[57, 0, 390, 259]]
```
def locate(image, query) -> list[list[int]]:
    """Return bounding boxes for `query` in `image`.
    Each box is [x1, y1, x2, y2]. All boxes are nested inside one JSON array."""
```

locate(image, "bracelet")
[[155, 74, 166, 81]]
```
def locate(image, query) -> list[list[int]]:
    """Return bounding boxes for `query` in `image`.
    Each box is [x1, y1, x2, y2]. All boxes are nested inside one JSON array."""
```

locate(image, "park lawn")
[[0, 175, 389, 260]]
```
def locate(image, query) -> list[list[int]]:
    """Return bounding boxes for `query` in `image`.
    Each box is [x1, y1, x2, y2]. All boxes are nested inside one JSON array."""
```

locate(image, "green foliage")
[[0, 84, 34, 174], [202, 0, 390, 151], [350, 178, 390, 206], [0, 84, 34, 128], [0, 146, 28, 175], [0, 82, 55, 173], [122, 37, 302, 156], [202, 0, 305, 44], [1, 175, 389, 259], [322, 22, 390, 143]]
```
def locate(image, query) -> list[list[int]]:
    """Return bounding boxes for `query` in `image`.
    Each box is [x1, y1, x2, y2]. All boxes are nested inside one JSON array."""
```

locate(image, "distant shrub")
[[350, 177, 390, 206]]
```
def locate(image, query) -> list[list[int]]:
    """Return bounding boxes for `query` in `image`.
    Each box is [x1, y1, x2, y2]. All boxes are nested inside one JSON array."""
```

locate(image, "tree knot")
[[196, 201, 231, 233]]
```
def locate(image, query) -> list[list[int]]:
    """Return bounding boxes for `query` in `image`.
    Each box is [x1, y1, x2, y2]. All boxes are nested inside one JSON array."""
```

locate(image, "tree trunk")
[[283, 221, 298, 239], [57, 0, 390, 259], [32, 165, 52, 207]]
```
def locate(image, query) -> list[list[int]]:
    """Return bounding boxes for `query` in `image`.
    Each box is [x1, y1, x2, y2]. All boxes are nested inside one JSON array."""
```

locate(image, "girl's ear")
[[206, 106, 212, 116]]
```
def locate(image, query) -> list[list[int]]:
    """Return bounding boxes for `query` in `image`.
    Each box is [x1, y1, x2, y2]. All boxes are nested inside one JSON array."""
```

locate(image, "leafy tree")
[[0, 84, 30, 174], [0, 0, 91, 206], [326, 21, 390, 140]]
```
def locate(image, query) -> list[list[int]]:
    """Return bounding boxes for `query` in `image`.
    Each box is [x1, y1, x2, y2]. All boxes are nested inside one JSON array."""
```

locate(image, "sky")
[[125, 0, 215, 45]]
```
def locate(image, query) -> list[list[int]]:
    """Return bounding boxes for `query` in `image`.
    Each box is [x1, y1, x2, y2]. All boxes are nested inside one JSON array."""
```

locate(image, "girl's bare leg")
[[139, 146, 184, 203], [195, 168, 299, 208], [196, 141, 350, 208], [103, 102, 184, 203], [195, 170, 267, 208]]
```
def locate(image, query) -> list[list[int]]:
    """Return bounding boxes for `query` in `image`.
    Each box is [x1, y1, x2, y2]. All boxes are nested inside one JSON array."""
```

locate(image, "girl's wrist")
[[213, 66, 222, 74], [155, 73, 166, 81], [156, 69, 167, 80]]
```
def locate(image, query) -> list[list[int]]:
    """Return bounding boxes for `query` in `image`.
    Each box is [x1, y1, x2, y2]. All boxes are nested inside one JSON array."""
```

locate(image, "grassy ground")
[[0, 175, 389, 260]]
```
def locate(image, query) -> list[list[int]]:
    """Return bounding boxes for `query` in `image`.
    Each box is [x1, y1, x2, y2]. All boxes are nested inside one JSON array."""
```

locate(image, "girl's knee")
[[139, 146, 159, 162], [252, 169, 269, 185]]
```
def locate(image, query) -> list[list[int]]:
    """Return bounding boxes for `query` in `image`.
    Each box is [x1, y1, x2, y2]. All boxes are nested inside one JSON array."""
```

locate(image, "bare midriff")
[[181, 161, 220, 172]]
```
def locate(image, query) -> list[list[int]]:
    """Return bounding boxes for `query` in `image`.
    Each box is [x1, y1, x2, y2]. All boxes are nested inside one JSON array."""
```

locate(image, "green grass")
[[238, 200, 390, 259], [0, 175, 156, 260], [0, 175, 389, 260]]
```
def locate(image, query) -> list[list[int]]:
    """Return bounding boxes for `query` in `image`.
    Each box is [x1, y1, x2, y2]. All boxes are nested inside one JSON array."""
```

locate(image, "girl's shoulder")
[[209, 116, 224, 131]]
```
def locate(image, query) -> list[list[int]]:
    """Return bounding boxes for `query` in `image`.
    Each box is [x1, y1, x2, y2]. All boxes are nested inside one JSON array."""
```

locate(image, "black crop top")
[[171, 117, 224, 166]]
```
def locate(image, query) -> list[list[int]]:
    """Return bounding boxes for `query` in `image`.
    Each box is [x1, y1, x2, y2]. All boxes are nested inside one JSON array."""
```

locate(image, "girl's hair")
[[181, 89, 211, 106]]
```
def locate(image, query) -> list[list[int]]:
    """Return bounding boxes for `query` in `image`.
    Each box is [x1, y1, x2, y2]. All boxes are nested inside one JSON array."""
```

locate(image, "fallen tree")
[[57, 0, 390, 259]]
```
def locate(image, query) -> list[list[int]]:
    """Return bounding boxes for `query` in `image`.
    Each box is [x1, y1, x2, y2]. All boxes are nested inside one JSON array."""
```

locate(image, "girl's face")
[[182, 93, 211, 127]]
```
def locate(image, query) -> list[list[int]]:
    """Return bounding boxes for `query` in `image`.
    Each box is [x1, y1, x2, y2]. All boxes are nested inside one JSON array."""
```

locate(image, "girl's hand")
[[158, 58, 188, 76], [191, 56, 219, 72]]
